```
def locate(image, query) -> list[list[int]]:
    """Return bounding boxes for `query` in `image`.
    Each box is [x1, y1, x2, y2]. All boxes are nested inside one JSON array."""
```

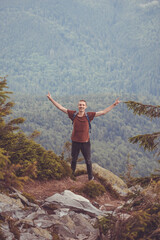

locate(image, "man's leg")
[[71, 141, 80, 174], [81, 141, 93, 180]]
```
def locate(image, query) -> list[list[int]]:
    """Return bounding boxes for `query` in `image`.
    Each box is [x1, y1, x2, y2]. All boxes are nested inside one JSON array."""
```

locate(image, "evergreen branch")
[[129, 132, 160, 152], [0, 77, 12, 103], [8, 118, 25, 126], [124, 101, 160, 119]]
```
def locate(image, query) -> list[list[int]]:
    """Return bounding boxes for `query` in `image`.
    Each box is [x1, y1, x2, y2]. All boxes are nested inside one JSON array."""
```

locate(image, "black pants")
[[71, 140, 93, 180]]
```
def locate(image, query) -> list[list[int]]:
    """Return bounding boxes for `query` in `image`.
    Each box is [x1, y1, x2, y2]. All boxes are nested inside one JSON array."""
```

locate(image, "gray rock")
[[31, 227, 53, 240], [0, 193, 24, 213], [129, 184, 144, 193], [53, 212, 99, 240], [33, 214, 57, 228], [25, 207, 46, 220], [11, 188, 39, 209], [0, 190, 102, 240], [0, 194, 39, 221], [20, 231, 46, 240], [44, 190, 106, 217]]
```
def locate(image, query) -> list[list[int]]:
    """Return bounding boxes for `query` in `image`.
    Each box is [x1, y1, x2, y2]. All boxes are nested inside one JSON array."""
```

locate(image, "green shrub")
[[81, 181, 106, 198], [96, 214, 117, 236], [37, 151, 71, 180], [60, 159, 72, 177], [96, 174, 120, 199], [97, 197, 160, 240], [121, 206, 160, 240], [0, 153, 30, 190]]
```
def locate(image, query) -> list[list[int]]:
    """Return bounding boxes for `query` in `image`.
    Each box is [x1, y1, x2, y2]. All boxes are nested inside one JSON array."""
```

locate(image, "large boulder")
[[43, 189, 107, 217]]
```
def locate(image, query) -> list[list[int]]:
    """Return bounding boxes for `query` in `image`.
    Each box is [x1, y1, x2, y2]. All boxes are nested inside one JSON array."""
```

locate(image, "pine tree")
[[124, 101, 160, 176], [0, 77, 27, 189], [0, 76, 25, 139], [0, 77, 71, 188]]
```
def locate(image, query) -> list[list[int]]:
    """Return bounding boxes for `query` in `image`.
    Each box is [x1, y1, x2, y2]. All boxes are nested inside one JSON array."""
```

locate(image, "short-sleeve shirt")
[[67, 110, 96, 142]]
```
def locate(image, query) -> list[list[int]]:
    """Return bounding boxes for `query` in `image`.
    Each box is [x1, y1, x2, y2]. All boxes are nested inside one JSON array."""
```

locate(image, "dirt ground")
[[23, 174, 124, 209]]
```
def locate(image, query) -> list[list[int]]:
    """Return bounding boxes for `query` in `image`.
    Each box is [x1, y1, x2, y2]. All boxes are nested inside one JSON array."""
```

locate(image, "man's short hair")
[[79, 100, 87, 105]]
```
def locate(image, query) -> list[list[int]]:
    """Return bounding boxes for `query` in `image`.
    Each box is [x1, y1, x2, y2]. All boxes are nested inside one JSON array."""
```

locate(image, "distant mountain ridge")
[[0, 0, 159, 96]]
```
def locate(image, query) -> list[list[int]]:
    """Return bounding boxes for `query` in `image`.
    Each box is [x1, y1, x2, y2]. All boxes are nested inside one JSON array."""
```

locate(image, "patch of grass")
[[96, 174, 120, 199], [81, 181, 106, 198]]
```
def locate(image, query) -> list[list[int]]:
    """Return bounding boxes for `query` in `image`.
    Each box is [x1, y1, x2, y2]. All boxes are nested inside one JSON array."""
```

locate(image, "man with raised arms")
[[47, 92, 120, 180]]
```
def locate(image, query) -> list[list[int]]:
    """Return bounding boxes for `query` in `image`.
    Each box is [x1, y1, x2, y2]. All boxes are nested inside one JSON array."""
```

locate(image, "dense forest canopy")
[[0, 0, 159, 96]]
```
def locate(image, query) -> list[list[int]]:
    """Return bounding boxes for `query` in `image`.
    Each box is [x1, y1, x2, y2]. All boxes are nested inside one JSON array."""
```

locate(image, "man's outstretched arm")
[[47, 92, 68, 114], [95, 98, 120, 117]]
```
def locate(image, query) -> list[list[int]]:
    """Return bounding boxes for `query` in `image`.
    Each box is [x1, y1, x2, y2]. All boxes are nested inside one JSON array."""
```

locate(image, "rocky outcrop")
[[76, 163, 130, 196], [0, 189, 114, 240], [43, 190, 106, 217], [0, 163, 131, 239]]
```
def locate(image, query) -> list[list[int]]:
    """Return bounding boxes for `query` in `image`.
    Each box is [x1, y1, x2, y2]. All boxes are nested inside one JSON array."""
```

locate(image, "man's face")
[[78, 101, 87, 112]]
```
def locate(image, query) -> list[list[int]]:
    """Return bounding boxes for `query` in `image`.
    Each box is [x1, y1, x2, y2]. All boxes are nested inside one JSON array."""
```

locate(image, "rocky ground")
[[0, 165, 130, 239], [0, 175, 125, 240], [23, 174, 124, 209], [2, 166, 158, 239]]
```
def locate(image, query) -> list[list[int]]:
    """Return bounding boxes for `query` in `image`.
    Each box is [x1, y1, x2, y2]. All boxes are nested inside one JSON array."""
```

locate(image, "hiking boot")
[[89, 176, 94, 181]]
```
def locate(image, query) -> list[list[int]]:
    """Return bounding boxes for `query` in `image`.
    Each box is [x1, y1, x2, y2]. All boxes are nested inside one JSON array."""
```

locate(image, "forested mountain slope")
[[0, 0, 160, 96], [12, 93, 159, 177], [1, 0, 159, 177]]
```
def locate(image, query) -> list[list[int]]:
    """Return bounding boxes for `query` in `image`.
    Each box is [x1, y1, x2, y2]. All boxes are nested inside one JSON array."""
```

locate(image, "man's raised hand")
[[47, 92, 52, 100], [114, 98, 120, 106]]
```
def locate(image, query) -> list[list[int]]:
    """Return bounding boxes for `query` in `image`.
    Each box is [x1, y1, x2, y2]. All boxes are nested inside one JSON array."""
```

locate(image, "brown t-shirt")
[[67, 110, 96, 142]]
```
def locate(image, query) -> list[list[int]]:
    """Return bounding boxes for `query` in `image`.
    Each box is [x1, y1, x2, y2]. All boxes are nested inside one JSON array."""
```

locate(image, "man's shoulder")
[[86, 112, 96, 120], [67, 109, 76, 113], [67, 110, 76, 119], [87, 111, 96, 116]]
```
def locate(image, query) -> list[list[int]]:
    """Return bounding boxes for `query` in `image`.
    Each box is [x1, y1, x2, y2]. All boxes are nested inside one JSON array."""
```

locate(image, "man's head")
[[78, 100, 87, 112]]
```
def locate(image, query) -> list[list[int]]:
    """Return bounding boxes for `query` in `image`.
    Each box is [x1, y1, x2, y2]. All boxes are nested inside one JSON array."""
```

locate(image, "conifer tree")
[[124, 101, 160, 174], [0, 76, 25, 140], [0, 77, 71, 187], [0, 77, 27, 188]]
